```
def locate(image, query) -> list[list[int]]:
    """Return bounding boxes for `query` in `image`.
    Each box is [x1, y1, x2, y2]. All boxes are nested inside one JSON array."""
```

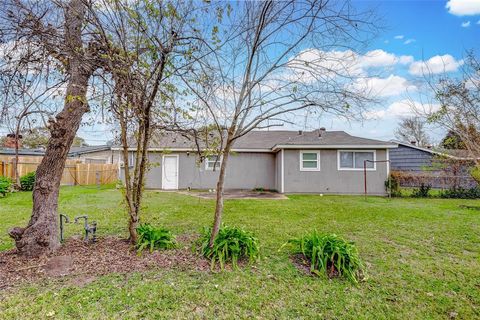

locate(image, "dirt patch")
[[0, 236, 210, 290], [179, 190, 287, 200], [290, 254, 313, 276]]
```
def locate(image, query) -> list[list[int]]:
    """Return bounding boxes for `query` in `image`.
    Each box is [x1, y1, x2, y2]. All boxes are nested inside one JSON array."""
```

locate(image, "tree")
[[20, 128, 87, 149], [440, 130, 466, 149], [86, 0, 211, 242], [426, 52, 480, 164], [2, 0, 107, 256], [182, 0, 377, 246], [395, 117, 430, 146]]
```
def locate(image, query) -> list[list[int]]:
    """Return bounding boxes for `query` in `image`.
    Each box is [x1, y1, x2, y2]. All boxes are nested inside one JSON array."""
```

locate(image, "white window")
[[205, 155, 221, 170], [300, 151, 320, 171], [338, 150, 376, 170]]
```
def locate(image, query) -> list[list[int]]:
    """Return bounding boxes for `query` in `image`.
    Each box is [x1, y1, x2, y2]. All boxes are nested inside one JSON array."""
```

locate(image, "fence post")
[[1, 161, 5, 177], [96, 171, 100, 188]]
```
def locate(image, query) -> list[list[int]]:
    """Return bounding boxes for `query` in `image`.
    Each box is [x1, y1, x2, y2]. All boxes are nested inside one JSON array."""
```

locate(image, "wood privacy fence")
[[0, 156, 119, 186]]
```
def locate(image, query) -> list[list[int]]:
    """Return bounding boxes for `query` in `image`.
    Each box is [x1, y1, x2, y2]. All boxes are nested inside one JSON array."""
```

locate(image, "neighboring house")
[[68, 145, 117, 164], [389, 140, 477, 188], [114, 129, 397, 195]]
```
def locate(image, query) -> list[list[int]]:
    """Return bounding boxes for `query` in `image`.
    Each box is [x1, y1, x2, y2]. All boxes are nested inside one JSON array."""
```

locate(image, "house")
[[68, 145, 117, 164], [389, 140, 477, 188], [114, 129, 397, 195]]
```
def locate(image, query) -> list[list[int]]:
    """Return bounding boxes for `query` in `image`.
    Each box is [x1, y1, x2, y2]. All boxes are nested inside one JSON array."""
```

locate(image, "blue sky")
[[317, 0, 480, 143], [2, 0, 479, 146]]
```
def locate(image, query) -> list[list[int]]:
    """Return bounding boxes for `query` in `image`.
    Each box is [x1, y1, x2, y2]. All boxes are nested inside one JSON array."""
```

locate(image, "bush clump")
[[283, 231, 364, 283], [439, 186, 480, 199], [385, 173, 401, 197], [411, 183, 431, 198], [200, 225, 260, 270], [136, 223, 176, 253], [0, 176, 12, 197], [20, 171, 36, 191]]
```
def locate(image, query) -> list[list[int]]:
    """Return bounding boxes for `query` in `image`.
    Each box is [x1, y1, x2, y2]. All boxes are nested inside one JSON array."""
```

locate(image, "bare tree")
[[181, 0, 377, 246], [2, 0, 107, 256], [86, 0, 213, 242], [395, 117, 430, 146], [424, 52, 480, 164]]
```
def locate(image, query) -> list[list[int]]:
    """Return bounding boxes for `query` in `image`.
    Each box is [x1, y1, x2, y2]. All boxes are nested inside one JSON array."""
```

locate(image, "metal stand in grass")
[[363, 159, 391, 201]]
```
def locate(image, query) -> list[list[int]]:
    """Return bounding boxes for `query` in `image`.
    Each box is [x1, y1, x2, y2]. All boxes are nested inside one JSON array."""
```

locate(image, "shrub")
[[199, 225, 260, 270], [20, 171, 36, 191], [385, 173, 401, 197], [411, 183, 431, 198], [136, 223, 176, 253], [0, 176, 12, 197], [439, 187, 480, 199], [283, 231, 364, 283]]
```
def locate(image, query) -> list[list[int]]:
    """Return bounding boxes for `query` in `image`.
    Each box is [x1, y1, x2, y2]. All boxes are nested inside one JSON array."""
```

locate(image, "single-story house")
[[389, 140, 477, 188], [114, 129, 397, 195], [69, 145, 116, 164]]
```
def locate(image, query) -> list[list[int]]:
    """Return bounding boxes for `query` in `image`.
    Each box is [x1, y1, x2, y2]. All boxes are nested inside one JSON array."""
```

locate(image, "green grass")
[[1, 186, 479, 319]]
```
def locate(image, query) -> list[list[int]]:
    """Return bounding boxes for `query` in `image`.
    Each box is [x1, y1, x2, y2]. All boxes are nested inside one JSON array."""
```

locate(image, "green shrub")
[[199, 225, 260, 270], [439, 186, 480, 199], [20, 171, 36, 191], [283, 231, 364, 283], [385, 173, 401, 197], [136, 223, 176, 253], [0, 176, 12, 197], [411, 183, 431, 198]]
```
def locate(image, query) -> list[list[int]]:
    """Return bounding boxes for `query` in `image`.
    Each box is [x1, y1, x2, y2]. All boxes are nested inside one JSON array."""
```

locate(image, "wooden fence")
[[0, 156, 119, 186]]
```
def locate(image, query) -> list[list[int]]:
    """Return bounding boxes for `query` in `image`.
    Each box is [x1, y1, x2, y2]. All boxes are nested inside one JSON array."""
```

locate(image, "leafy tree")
[[440, 130, 466, 149]]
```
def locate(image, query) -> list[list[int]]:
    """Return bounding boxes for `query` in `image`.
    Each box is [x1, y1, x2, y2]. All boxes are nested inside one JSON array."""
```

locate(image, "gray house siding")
[[137, 151, 276, 190], [283, 149, 388, 195], [389, 144, 433, 172]]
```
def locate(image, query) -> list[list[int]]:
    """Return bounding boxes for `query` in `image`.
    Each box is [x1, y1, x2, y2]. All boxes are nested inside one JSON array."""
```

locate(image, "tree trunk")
[[9, 70, 90, 257], [209, 136, 233, 247]]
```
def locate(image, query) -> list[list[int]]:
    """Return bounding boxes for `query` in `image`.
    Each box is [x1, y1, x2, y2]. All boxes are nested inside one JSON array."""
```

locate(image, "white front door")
[[162, 155, 178, 190]]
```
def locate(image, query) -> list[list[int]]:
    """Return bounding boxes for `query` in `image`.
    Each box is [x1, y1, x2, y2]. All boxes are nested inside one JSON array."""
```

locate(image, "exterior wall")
[[131, 151, 276, 190], [389, 144, 433, 172], [282, 149, 389, 195]]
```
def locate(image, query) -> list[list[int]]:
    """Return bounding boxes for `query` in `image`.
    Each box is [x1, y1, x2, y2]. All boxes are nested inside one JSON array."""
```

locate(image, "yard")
[[0, 186, 479, 319]]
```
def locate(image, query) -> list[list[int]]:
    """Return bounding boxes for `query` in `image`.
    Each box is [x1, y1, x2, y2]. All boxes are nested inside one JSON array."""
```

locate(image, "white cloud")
[[351, 75, 417, 98], [461, 21, 471, 27], [394, 35, 404, 40], [409, 54, 463, 75], [366, 100, 440, 120], [446, 0, 480, 16], [359, 49, 413, 68], [403, 39, 415, 45]]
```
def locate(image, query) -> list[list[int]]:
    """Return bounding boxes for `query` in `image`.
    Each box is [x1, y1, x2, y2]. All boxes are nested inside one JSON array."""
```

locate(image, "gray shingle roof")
[[139, 130, 395, 151]]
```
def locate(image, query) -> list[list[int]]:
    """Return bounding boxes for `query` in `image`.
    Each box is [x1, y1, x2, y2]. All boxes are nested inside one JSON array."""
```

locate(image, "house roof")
[[392, 140, 476, 160], [68, 145, 111, 156], [114, 130, 396, 152], [0, 148, 46, 156]]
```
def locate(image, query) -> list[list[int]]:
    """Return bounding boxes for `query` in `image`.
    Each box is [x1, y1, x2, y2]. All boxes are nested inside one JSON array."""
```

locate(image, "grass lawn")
[[0, 186, 479, 319]]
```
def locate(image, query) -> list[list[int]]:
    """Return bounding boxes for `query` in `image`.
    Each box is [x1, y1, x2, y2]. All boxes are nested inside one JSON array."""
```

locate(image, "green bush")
[[283, 231, 364, 283], [411, 183, 431, 198], [136, 223, 176, 253], [199, 225, 260, 270], [439, 186, 480, 199], [385, 173, 401, 197], [20, 171, 36, 191], [0, 176, 12, 197]]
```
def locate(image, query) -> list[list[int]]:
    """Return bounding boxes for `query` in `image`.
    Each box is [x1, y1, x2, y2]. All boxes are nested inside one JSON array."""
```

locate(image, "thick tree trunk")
[[209, 137, 233, 247], [9, 70, 90, 257]]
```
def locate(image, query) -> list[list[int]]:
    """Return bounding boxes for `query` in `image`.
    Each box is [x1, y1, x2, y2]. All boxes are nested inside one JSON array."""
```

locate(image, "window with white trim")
[[339, 151, 375, 170], [205, 155, 221, 170], [300, 151, 320, 171]]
